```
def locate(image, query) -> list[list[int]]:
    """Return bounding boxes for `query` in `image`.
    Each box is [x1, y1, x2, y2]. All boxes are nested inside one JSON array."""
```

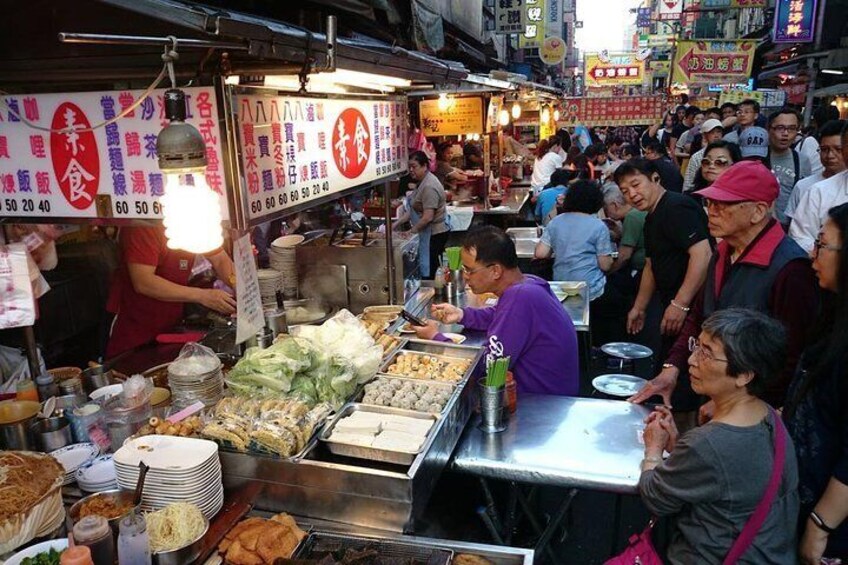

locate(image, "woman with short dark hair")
[[405, 150, 449, 279], [639, 308, 799, 564]]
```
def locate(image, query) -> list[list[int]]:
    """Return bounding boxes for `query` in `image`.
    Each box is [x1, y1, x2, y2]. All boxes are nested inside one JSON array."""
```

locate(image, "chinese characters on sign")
[[583, 53, 645, 88], [558, 96, 666, 127], [658, 0, 683, 21], [702, 0, 766, 6], [419, 97, 484, 137], [671, 41, 755, 85], [519, 0, 545, 49], [495, 0, 525, 34], [0, 87, 225, 220], [236, 95, 407, 222], [636, 7, 652, 27], [773, 0, 818, 43]]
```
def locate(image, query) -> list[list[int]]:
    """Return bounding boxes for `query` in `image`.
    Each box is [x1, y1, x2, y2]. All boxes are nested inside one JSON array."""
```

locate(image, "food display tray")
[[361, 375, 457, 416], [295, 531, 453, 565], [379, 342, 481, 384], [320, 403, 438, 466]]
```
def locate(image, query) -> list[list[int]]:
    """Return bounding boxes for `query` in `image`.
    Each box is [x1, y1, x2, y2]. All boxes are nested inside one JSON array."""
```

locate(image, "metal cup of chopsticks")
[[478, 356, 510, 433]]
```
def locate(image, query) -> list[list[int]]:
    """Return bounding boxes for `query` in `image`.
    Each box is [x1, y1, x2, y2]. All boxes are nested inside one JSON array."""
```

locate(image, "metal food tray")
[[295, 531, 453, 565], [320, 403, 438, 466], [380, 347, 477, 384], [360, 375, 457, 415]]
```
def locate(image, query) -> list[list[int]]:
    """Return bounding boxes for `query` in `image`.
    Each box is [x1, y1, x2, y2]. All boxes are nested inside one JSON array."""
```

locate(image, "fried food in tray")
[[385, 353, 470, 382], [453, 555, 494, 565], [219, 512, 306, 565], [201, 398, 332, 457], [134, 415, 203, 438]]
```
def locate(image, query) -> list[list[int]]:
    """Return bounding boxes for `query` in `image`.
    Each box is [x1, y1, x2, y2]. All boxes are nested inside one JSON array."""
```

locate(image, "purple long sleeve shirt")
[[441, 275, 579, 396]]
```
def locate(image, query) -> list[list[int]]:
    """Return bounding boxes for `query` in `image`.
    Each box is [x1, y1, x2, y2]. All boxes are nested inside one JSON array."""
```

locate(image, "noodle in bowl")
[[0, 452, 65, 554], [147, 502, 209, 565]]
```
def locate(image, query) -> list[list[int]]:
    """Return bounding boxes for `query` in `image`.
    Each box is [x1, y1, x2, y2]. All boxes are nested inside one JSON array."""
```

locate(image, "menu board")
[[419, 97, 484, 137], [0, 87, 226, 220], [234, 232, 264, 345], [559, 96, 666, 127], [235, 94, 407, 223]]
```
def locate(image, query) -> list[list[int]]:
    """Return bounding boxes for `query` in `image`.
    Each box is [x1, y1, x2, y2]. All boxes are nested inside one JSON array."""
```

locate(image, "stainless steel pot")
[[31, 415, 73, 451], [81, 366, 114, 394], [0, 400, 40, 450], [152, 515, 209, 565]]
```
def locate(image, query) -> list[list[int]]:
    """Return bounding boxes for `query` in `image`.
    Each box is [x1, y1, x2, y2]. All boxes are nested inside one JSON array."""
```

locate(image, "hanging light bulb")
[[541, 105, 551, 124], [498, 108, 510, 126], [438, 92, 451, 111], [511, 100, 522, 120], [156, 89, 223, 254], [553, 108, 561, 123]]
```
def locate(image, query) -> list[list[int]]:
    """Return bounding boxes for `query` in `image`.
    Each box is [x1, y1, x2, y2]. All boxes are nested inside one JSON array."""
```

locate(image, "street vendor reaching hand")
[[412, 226, 579, 396], [105, 226, 236, 358]]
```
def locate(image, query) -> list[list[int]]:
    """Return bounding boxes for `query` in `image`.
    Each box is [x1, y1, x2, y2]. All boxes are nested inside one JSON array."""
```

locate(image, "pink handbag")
[[606, 408, 787, 565]]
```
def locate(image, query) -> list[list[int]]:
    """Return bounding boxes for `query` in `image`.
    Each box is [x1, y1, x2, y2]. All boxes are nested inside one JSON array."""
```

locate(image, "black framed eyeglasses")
[[813, 237, 843, 254]]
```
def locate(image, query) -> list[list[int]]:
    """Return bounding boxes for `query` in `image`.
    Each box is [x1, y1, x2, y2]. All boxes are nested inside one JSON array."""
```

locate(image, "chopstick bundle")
[[485, 357, 510, 388], [445, 247, 462, 271]]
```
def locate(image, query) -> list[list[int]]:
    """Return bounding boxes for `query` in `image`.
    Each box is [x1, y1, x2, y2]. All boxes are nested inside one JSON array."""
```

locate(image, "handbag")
[[605, 408, 788, 565]]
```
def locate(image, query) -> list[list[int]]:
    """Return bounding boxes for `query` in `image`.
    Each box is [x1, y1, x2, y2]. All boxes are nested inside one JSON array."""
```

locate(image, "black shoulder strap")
[[792, 149, 800, 184]]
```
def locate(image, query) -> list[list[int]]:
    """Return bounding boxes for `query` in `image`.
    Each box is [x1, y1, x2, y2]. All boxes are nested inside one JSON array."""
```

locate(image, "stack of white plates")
[[75, 454, 118, 492], [49, 443, 100, 486], [257, 268, 283, 307], [269, 235, 303, 298], [113, 435, 223, 519]]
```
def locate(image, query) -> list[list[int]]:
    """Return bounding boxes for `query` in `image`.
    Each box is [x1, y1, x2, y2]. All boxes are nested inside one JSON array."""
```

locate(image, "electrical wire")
[[0, 36, 180, 135]]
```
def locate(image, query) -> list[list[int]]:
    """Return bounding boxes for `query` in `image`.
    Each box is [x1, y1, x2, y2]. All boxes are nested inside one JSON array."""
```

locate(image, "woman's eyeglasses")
[[813, 237, 843, 255], [701, 157, 731, 168], [688, 337, 728, 363]]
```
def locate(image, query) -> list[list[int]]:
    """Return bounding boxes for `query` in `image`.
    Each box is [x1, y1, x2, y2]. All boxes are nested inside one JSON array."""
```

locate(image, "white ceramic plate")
[[76, 454, 115, 484], [4, 539, 69, 565], [50, 443, 99, 475], [271, 234, 305, 248], [114, 435, 218, 470], [89, 383, 124, 401], [592, 374, 647, 397], [441, 332, 467, 345]]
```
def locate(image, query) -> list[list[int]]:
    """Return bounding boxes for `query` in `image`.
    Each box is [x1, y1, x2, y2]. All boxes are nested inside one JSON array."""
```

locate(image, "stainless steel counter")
[[470, 187, 531, 216], [450, 395, 650, 495]]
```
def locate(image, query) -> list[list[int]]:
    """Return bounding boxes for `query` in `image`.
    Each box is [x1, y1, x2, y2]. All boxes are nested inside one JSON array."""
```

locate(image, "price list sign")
[[559, 95, 666, 127], [0, 87, 226, 220], [235, 94, 407, 222]]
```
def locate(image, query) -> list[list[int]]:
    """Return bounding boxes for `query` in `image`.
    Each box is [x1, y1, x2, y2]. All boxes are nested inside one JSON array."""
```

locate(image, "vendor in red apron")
[[105, 226, 236, 359]]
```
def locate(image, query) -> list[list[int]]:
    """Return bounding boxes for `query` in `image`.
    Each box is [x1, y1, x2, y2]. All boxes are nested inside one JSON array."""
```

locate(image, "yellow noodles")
[[145, 502, 206, 552]]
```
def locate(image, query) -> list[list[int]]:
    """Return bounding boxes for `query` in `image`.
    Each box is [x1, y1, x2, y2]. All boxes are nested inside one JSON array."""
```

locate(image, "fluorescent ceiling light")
[[263, 75, 348, 94], [330, 69, 411, 88], [822, 69, 844, 75], [264, 69, 409, 93]]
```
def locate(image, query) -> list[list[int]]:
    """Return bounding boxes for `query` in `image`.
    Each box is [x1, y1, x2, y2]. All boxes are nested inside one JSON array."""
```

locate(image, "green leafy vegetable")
[[21, 548, 61, 565]]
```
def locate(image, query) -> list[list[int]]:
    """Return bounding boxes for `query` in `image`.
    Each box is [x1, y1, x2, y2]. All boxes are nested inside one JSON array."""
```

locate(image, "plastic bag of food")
[[169, 342, 221, 381], [293, 309, 383, 382], [121, 373, 153, 408]]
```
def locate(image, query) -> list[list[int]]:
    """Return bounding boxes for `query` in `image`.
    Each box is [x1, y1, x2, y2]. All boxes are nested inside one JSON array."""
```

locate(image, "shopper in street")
[[413, 226, 579, 396], [785, 120, 845, 226], [669, 106, 700, 166], [723, 98, 760, 144], [406, 150, 449, 279], [614, 158, 712, 411], [644, 141, 684, 193], [789, 121, 848, 253], [683, 119, 726, 193], [534, 168, 576, 225], [690, 140, 743, 194], [603, 183, 647, 281], [766, 108, 813, 227], [784, 203, 848, 563], [629, 161, 819, 411], [535, 180, 625, 344], [105, 226, 236, 358], [530, 136, 564, 194], [639, 308, 799, 565]]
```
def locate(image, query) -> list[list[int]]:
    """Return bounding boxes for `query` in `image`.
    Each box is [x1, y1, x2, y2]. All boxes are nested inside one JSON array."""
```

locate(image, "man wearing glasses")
[[412, 226, 579, 396], [789, 120, 848, 253], [766, 108, 813, 226], [629, 161, 819, 415], [722, 99, 760, 144]]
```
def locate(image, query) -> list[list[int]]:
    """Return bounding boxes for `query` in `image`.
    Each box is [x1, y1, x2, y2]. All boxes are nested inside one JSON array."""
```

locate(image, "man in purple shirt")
[[413, 226, 579, 396]]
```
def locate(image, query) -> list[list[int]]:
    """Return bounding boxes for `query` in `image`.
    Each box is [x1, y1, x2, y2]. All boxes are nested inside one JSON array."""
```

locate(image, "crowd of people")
[[453, 100, 846, 563]]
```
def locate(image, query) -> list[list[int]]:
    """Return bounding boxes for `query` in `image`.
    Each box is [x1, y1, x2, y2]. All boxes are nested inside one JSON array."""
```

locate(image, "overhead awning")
[[813, 83, 848, 97], [0, 0, 468, 86]]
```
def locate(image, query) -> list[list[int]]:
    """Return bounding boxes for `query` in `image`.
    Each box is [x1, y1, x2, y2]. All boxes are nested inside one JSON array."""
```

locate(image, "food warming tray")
[[320, 403, 438, 466], [295, 531, 453, 565]]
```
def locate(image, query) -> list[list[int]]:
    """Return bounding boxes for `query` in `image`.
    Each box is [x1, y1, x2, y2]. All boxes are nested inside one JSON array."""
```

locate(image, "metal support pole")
[[58, 32, 248, 51], [22, 326, 40, 379], [803, 58, 818, 127], [383, 181, 397, 305]]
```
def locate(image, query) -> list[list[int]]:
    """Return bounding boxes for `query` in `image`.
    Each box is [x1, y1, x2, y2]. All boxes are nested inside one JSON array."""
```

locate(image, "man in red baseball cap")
[[630, 161, 819, 415]]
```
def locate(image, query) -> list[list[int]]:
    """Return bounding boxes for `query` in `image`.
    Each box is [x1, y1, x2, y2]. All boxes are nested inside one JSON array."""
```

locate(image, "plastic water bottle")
[[118, 512, 151, 565]]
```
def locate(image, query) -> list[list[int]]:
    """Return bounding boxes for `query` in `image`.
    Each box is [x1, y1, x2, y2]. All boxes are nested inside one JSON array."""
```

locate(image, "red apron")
[[105, 247, 195, 359]]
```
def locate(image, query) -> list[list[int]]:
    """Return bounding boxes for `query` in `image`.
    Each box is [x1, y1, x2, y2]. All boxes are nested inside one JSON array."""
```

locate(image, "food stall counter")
[[472, 187, 531, 216], [451, 395, 648, 493]]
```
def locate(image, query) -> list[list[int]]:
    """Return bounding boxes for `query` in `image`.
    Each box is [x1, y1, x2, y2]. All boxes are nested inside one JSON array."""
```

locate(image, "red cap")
[[694, 160, 779, 203]]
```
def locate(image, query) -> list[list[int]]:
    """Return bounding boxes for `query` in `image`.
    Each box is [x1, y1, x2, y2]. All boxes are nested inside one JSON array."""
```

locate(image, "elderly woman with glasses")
[[639, 308, 799, 564], [691, 140, 742, 194], [784, 203, 848, 564]]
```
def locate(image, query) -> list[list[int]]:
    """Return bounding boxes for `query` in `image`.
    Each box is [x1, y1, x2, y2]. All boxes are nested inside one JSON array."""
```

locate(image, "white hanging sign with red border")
[[234, 94, 407, 222], [0, 87, 227, 220]]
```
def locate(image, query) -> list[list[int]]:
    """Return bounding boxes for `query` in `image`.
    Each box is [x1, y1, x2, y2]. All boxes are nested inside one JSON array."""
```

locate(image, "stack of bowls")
[[269, 235, 304, 298], [167, 356, 224, 410], [49, 442, 100, 486], [257, 268, 284, 307], [75, 455, 118, 492]]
